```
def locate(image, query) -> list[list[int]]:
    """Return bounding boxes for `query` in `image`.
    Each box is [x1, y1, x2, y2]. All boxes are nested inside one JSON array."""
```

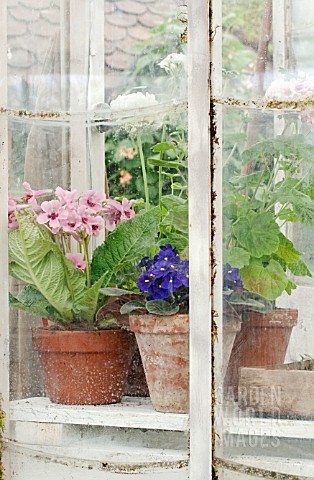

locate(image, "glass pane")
[[4, 0, 189, 477], [216, 0, 314, 477]]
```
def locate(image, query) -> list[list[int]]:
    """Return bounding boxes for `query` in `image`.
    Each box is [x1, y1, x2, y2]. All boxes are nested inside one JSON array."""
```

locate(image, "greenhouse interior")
[[2, 0, 314, 479]]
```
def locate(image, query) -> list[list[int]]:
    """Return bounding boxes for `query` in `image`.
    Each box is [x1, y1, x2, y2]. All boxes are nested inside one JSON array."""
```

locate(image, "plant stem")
[[82, 237, 91, 288], [159, 122, 167, 207], [136, 134, 150, 211]]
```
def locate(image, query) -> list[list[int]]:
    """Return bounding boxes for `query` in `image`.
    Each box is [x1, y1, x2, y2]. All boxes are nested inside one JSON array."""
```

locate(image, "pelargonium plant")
[[120, 244, 189, 316], [8, 182, 161, 328]]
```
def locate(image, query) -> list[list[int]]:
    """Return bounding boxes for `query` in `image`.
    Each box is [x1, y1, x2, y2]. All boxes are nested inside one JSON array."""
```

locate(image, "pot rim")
[[129, 313, 189, 334], [33, 328, 135, 353]]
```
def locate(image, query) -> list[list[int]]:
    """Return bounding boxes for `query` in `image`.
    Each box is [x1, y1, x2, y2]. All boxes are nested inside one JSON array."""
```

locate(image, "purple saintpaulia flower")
[[137, 245, 189, 301], [223, 263, 243, 290]]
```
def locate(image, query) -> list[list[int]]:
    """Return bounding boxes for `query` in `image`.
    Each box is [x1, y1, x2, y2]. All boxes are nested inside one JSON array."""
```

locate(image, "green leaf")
[[157, 233, 188, 251], [233, 211, 280, 258], [285, 280, 297, 295], [72, 275, 105, 323], [9, 215, 76, 321], [240, 258, 288, 301], [242, 135, 314, 165], [288, 260, 312, 277], [146, 300, 179, 315], [152, 142, 177, 153], [91, 207, 161, 286], [161, 205, 188, 233], [224, 247, 250, 269], [147, 158, 181, 168], [275, 233, 301, 264], [161, 195, 187, 209], [120, 300, 146, 314], [277, 208, 298, 222], [9, 286, 62, 321], [99, 287, 137, 296]]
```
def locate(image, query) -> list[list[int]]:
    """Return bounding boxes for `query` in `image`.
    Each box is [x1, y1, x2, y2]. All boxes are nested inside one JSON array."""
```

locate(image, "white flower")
[[110, 92, 158, 111], [159, 53, 187, 72]]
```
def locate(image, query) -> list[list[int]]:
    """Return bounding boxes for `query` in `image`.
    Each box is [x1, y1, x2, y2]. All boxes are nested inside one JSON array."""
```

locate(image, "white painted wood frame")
[[0, 0, 10, 478], [68, 0, 105, 197], [188, 1, 211, 479]]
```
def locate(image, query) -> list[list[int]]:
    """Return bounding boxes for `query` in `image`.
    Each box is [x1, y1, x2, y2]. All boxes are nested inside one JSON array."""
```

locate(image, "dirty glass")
[[3, 1, 189, 478], [215, 0, 314, 477]]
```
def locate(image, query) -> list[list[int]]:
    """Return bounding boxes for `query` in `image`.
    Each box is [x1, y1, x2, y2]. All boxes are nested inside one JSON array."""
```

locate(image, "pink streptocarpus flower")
[[76, 207, 104, 237], [22, 182, 51, 207], [65, 253, 86, 271], [60, 209, 82, 234], [89, 216, 104, 237], [37, 200, 68, 233], [104, 198, 135, 231], [79, 190, 106, 212], [55, 187, 78, 209]]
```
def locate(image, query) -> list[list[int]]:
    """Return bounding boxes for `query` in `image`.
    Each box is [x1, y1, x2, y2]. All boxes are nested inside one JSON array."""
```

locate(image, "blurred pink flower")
[[120, 170, 132, 186], [22, 182, 51, 208], [37, 200, 68, 233], [8, 195, 18, 229], [79, 190, 106, 212], [65, 253, 86, 271], [56, 187, 78, 209], [119, 146, 136, 159], [104, 198, 135, 231]]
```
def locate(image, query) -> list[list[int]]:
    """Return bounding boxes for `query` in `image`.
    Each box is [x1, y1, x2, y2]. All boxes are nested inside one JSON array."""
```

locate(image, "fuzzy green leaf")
[[120, 300, 146, 315], [226, 291, 273, 313], [233, 211, 280, 258], [146, 300, 179, 315]]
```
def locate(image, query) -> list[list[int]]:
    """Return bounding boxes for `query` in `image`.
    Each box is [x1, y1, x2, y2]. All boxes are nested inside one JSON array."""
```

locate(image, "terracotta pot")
[[129, 313, 189, 413], [225, 308, 298, 397], [223, 317, 242, 381], [33, 329, 135, 405]]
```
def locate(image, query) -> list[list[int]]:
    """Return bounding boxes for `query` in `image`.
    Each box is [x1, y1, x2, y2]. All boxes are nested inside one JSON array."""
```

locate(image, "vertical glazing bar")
[[210, 0, 223, 457], [0, 0, 9, 478], [272, 0, 288, 71], [69, 0, 90, 192], [88, 0, 105, 197], [188, 1, 211, 479]]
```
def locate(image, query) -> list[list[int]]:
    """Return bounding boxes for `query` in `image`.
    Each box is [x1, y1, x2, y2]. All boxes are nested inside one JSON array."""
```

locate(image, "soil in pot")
[[33, 329, 135, 405], [129, 313, 189, 413], [124, 345, 149, 397]]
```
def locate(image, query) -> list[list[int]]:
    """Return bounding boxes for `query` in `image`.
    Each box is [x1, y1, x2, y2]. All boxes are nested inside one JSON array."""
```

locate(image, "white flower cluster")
[[158, 53, 187, 73], [110, 92, 158, 111]]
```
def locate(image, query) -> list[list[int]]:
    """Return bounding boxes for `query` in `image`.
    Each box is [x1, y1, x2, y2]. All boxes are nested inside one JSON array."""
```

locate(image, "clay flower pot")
[[225, 308, 298, 396], [129, 313, 189, 413], [33, 329, 135, 405]]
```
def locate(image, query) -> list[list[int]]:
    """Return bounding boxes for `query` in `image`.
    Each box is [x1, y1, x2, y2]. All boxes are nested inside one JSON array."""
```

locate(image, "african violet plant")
[[224, 132, 314, 312], [120, 244, 189, 316], [8, 183, 161, 328]]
